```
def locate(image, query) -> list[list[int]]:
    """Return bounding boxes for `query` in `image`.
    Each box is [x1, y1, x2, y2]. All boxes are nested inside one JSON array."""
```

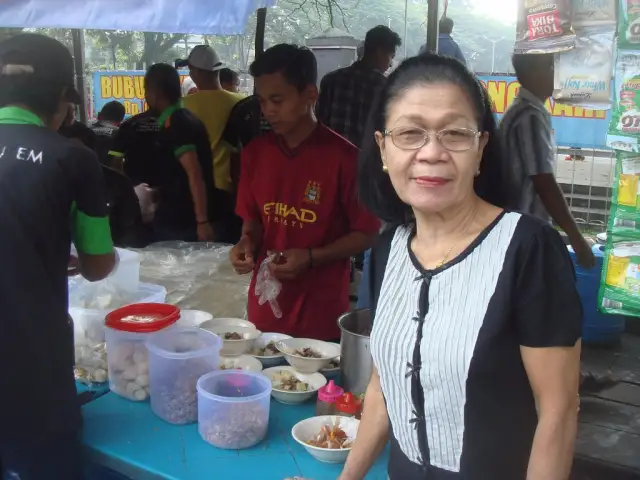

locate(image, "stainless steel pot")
[[337, 309, 373, 395]]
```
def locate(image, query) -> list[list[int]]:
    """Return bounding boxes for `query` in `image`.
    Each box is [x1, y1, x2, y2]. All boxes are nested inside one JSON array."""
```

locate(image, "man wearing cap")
[[0, 33, 116, 478], [179, 45, 245, 243]]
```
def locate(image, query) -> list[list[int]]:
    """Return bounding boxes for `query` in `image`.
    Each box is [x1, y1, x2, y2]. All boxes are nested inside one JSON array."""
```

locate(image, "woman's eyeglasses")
[[383, 126, 481, 152]]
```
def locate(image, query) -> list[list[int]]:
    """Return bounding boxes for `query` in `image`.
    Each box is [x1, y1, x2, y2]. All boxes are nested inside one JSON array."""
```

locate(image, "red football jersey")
[[236, 124, 379, 340]]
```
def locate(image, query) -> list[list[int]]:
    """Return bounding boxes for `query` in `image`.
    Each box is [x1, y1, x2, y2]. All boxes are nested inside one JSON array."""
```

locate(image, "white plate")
[[262, 366, 326, 405], [291, 415, 359, 464]]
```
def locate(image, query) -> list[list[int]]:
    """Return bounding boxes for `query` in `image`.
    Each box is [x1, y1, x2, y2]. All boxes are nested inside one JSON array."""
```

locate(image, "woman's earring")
[[382, 165, 389, 173], [475, 167, 481, 177]]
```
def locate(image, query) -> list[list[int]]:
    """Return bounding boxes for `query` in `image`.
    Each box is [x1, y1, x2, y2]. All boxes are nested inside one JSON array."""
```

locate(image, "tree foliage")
[[0, 0, 517, 74]]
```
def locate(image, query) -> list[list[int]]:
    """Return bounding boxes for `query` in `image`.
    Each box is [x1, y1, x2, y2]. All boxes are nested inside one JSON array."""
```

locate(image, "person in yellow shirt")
[[178, 45, 244, 242]]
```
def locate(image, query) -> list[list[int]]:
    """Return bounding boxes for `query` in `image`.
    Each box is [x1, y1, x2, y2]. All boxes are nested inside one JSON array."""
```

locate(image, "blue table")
[[82, 392, 390, 480], [77, 381, 111, 398]]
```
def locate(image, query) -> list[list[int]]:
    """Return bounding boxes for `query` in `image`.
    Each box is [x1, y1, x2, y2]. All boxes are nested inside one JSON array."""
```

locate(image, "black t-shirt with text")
[[154, 107, 218, 230], [0, 110, 113, 439], [111, 111, 161, 186]]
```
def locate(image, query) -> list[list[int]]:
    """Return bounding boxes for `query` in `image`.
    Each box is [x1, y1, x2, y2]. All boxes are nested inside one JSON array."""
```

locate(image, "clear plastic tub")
[[105, 303, 180, 401], [111, 247, 141, 291], [146, 328, 222, 425], [197, 370, 272, 449]]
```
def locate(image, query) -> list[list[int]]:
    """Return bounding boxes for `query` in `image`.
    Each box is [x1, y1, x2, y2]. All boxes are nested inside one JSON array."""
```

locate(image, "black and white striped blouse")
[[368, 211, 582, 480]]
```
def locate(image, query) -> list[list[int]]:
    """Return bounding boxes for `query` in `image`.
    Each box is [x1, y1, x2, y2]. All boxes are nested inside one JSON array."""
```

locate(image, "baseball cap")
[[0, 33, 82, 104], [176, 45, 224, 72]]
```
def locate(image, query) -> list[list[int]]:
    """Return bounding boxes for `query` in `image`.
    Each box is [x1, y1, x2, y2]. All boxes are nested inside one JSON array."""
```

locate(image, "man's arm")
[[70, 146, 116, 281], [178, 150, 209, 224], [454, 42, 467, 65]]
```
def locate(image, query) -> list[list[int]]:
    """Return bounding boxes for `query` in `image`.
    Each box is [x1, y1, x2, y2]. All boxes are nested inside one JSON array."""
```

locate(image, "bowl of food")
[[220, 354, 263, 373], [203, 326, 261, 356], [291, 416, 359, 463], [262, 366, 326, 404], [199, 317, 256, 331], [176, 310, 213, 328], [251, 333, 292, 367], [320, 356, 340, 379], [276, 338, 341, 374]]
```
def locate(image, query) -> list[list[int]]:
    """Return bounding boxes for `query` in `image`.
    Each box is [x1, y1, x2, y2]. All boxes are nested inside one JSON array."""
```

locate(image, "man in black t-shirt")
[[144, 63, 216, 242], [0, 34, 116, 479], [109, 110, 161, 186], [91, 100, 125, 165]]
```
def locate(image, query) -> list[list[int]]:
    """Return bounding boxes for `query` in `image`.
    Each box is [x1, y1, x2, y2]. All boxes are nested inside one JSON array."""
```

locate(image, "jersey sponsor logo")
[[303, 180, 321, 205], [0, 145, 43, 164], [263, 201, 317, 229]]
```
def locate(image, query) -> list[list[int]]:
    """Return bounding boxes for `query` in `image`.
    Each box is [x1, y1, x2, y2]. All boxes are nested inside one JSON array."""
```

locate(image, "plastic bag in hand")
[[254, 254, 282, 318]]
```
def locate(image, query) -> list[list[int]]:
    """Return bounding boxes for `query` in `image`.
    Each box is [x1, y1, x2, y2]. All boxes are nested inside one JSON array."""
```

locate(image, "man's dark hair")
[[220, 68, 239, 85], [439, 17, 454, 34], [512, 53, 553, 84], [0, 69, 64, 117], [99, 100, 126, 123], [364, 25, 402, 56], [145, 63, 181, 104], [250, 44, 317, 90]]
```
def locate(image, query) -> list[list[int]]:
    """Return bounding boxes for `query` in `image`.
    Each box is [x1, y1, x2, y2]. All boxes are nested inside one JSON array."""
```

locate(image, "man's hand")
[[197, 221, 215, 242], [572, 236, 596, 269], [230, 234, 255, 274], [269, 249, 311, 280]]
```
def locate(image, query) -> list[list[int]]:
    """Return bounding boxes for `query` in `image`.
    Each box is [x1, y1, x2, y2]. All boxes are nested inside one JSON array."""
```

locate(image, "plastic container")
[[197, 370, 271, 449], [316, 380, 344, 416], [146, 327, 222, 424], [111, 248, 141, 291], [105, 303, 180, 401], [335, 392, 362, 419], [568, 244, 625, 346]]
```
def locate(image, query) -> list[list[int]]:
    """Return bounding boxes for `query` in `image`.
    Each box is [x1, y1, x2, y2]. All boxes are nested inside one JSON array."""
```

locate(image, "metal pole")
[[403, 0, 408, 58], [255, 8, 267, 59], [491, 41, 496, 73], [426, 0, 439, 53], [71, 29, 87, 124]]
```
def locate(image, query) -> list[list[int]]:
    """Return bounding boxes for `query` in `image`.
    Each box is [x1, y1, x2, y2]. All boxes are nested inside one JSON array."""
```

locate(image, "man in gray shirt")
[[500, 53, 594, 268]]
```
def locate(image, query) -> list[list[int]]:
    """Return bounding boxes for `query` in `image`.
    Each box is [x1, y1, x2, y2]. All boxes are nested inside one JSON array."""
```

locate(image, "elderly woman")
[[339, 55, 582, 480]]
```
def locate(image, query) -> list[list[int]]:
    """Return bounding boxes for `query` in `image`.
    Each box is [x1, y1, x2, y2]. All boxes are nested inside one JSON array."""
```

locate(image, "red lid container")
[[105, 303, 180, 333], [335, 392, 362, 415]]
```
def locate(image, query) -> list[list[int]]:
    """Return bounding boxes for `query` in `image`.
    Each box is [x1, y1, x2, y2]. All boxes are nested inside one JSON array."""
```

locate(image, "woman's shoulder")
[[507, 212, 565, 249]]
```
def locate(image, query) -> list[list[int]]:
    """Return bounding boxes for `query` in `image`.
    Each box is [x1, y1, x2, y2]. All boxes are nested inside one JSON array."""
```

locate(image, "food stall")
[[70, 243, 386, 479]]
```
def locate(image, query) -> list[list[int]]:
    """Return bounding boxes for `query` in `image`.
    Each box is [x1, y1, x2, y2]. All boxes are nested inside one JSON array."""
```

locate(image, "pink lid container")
[[317, 380, 344, 402]]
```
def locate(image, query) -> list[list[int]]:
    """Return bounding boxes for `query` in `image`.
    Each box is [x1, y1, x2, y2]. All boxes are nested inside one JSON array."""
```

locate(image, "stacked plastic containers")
[[146, 327, 222, 425], [196, 370, 272, 449], [105, 303, 180, 401]]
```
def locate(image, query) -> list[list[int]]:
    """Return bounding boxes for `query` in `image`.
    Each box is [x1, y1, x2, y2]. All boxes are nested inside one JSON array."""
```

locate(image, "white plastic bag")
[[254, 254, 282, 318]]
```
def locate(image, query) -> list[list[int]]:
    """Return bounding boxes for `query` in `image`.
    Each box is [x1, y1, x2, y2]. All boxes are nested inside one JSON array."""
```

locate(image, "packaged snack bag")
[[607, 50, 640, 152], [599, 238, 640, 316], [515, 0, 576, 54], [619, 0, 640, 50], [553, 27, 615, 109], [571, 0, 616, 27], [609, 153, 640, 237]]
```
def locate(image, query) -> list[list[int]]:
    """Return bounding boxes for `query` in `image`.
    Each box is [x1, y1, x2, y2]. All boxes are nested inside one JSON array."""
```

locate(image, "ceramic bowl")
[[250, 332, 292, 367], [291, 415, 359, 464], [199, 317, 256, 331], [319, 356, 340, 380], [202, 326, 261, 356], [176, 310, 213, 328], [219, 354, 263, 373], [262, 366, 326, 405], [276, 338, 341, 374]]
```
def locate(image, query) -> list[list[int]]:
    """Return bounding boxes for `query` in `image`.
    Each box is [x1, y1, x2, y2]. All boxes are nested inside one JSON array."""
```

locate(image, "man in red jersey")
[[230, 44, 379, 340]]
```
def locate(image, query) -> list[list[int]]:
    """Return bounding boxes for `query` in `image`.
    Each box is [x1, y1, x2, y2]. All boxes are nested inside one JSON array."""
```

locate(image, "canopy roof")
[[0, 0, 275, 35]]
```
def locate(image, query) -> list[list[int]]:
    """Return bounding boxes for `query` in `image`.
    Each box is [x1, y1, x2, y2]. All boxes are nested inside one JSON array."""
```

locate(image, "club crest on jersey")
[[303, 181, 321, 205]]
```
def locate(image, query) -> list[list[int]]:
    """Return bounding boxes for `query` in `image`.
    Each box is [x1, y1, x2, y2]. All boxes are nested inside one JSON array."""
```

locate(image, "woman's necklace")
[[437, 205, 478, 268]]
